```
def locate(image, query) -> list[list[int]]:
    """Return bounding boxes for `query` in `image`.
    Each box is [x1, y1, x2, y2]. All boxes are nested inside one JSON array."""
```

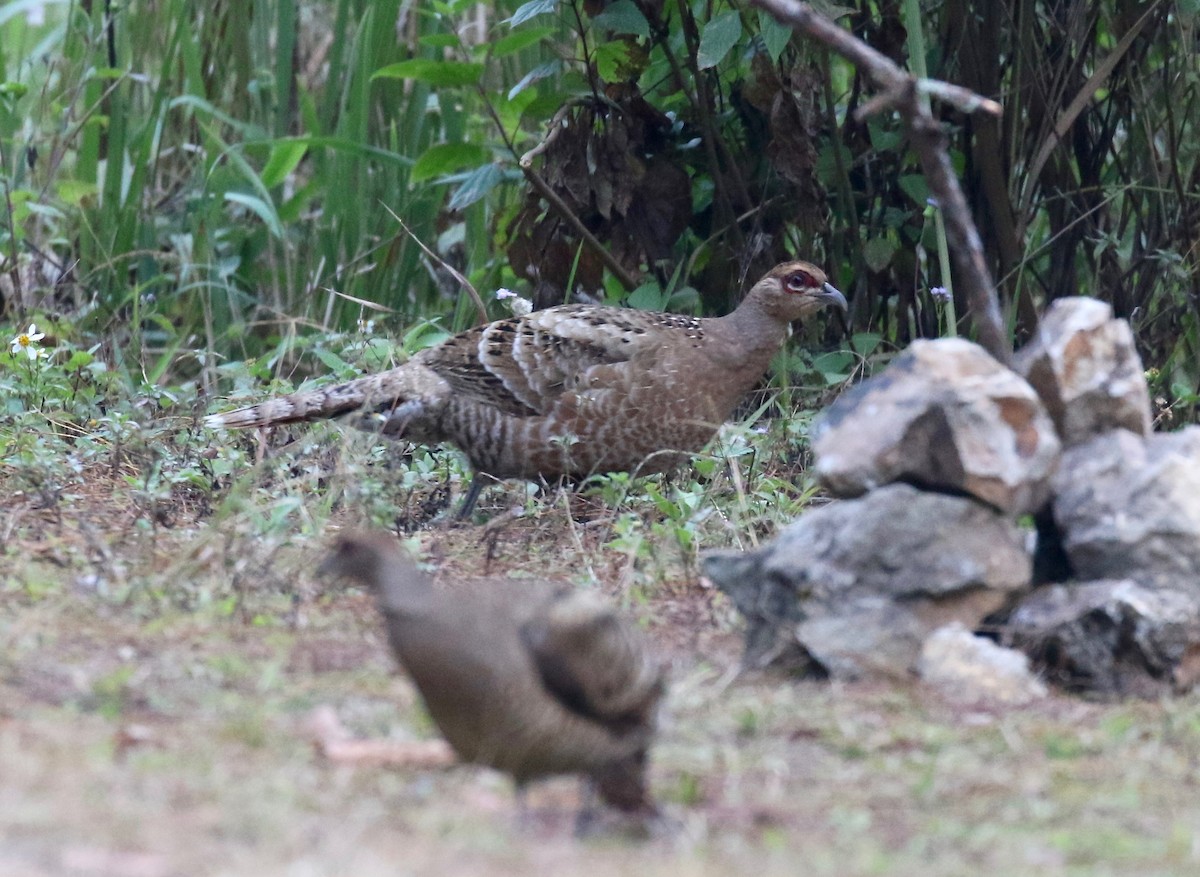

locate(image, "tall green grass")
[[0, 0, 1196, 418], [0, 0, 553, 387]]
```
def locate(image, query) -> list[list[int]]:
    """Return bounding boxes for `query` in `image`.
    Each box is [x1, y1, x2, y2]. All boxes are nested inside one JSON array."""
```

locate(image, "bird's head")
[[319, 532, 433, 614], [319, 532, 392, 582], [750, 261, 847, 322]]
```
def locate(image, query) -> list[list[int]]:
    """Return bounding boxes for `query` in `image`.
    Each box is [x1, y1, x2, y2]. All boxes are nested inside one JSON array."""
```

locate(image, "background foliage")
[[0, 0, 1197, 417]]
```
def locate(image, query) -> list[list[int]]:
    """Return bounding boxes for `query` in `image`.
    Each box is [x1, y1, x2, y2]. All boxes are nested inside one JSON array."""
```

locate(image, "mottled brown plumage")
[[206, 262, 845, 512], [318, 532, 666, 814]]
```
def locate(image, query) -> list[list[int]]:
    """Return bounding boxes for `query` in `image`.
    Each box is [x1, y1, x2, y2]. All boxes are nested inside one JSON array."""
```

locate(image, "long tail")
[[203, 376, 378, 429]]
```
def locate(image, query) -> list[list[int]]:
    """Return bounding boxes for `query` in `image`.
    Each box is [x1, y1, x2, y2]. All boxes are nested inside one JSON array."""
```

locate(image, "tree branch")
[[752, 0, 1011, 364]]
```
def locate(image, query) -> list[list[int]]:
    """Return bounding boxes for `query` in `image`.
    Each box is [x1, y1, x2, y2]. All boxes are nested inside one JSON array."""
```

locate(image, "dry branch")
[[753, 0, 1011, 364]]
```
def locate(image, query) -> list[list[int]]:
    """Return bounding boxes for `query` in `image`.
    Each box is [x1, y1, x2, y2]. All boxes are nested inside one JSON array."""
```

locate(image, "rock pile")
[[708, 482, 1031, 680], [705, 297, 1200, 698]]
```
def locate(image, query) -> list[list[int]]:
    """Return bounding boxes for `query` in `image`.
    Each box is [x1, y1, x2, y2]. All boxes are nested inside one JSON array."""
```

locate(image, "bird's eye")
[[786, 271, 814, 291]]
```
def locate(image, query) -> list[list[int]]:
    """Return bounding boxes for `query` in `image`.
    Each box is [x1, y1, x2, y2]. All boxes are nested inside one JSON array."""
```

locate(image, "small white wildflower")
[[495, 287, 533, 317], [10, 323, 45, 360], [357, 318, 376, 334], [929, 286, 951, 302]]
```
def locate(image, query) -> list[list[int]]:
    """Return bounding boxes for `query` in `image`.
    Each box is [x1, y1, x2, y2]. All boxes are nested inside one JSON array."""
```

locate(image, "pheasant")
[[205, 261, 846, 515], [318, 532, 666, 819]]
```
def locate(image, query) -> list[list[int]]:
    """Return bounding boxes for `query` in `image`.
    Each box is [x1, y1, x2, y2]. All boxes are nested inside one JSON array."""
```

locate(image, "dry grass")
[[3, 469, 1200, 876]]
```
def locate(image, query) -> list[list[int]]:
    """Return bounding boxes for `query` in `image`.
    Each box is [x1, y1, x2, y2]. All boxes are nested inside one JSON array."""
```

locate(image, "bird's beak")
[[819, 282, 848, 311]]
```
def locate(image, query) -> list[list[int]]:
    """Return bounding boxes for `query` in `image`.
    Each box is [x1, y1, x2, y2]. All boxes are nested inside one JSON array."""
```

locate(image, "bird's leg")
[[573, 778, 601, 837], [455, 473, 487, 520], [513, 782, 540, 833]]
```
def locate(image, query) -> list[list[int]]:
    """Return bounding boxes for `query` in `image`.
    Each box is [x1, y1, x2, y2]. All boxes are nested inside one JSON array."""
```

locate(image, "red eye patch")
[[786, 271, 814, 291]]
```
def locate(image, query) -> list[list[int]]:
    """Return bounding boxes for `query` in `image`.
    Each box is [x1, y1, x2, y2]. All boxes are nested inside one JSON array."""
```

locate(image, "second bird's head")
[[318, 532, 430, 611]]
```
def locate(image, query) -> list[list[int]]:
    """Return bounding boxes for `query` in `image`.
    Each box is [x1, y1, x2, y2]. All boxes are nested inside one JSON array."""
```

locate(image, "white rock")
[[918, 622, 1048, 704]]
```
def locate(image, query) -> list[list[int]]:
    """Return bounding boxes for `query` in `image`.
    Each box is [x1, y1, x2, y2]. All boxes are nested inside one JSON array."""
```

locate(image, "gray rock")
[[813, 338, 1061, 516], [704, 484, 1032, 679], [918, 623, 1048, 705], [1006, 579, 1200, 696], [1052, 427, 1200, 589], [1014, 297, 1151, 446]]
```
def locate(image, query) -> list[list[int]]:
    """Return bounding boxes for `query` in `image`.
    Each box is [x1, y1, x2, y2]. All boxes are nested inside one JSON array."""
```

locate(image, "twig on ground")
[[303, 705, 457, 768]]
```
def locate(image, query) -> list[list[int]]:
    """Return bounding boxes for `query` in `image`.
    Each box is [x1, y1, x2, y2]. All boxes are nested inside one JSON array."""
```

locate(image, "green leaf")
[[758, 12, 792, 62], [64, 349, 96, 371], [812, 350, 853, 384], [899, 174, 932, 207], [626, 282, 666, 310], [448, 164, 503, 210], [666, 286, 701, 312], [509, 0, 558, 26], [592, 0, 650, 38], [696, 11, 742, 70], [882, 206, 910, 229], [594, 40, 632, 82], [508, 59, 563, 100], [494, 86, 539, 133], [372, 59, 483, 88], [223, 191, 284, 239], [260, 140, 307, 188], [489, 26, 554, 57], [403, 320, 452, 354], [56, 179, 98, 206], [411, 143, 489, 184], [814, 141, 853, 186], [645, 483, 681, 519], [418, 34, 461, 49], [862, 236, 896, 272], [312, 348, 353, 374], [851, 332, 883, 357], [867, 119, 902, 152]]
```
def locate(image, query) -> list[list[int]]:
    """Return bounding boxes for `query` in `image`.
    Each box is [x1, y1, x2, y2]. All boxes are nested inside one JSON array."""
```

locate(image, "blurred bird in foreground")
[[318, 532, 667, 828]]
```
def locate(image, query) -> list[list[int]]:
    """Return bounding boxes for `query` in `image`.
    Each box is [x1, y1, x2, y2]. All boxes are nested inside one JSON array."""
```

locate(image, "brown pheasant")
[[205, 261, 845, 514], [318, 532, 666, 819]]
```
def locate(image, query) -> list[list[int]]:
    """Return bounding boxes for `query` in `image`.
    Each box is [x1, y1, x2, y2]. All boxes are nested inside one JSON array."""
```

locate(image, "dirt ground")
[[4, 468, 1200, 877]]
